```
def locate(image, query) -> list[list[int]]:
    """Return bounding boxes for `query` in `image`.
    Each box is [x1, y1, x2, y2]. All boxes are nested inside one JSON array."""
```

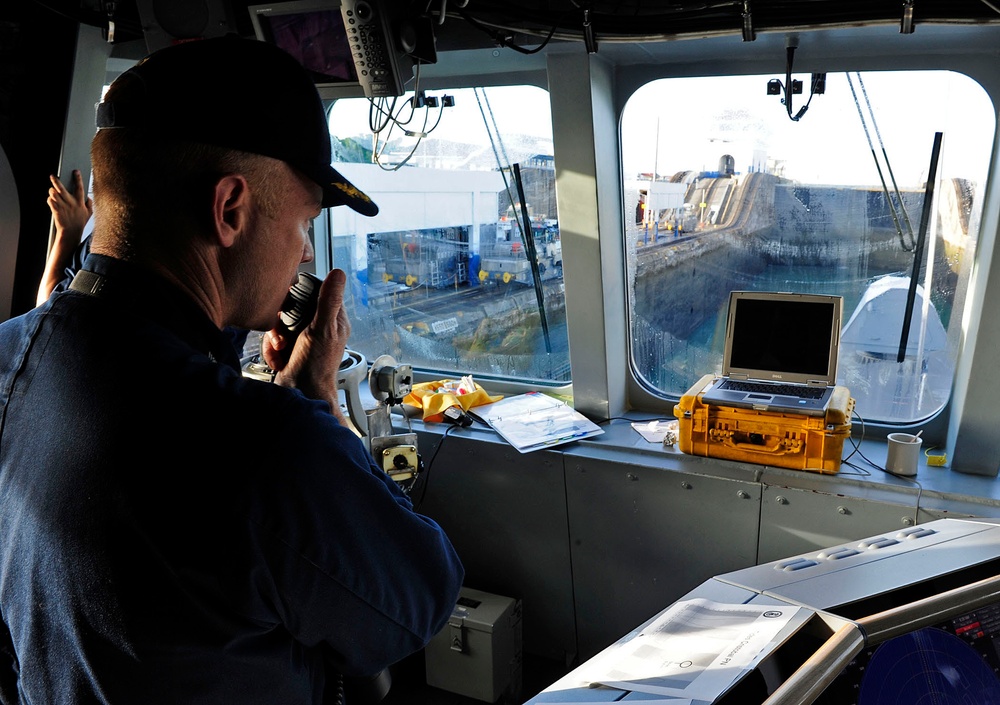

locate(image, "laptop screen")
[[723, 291, 843, 385]]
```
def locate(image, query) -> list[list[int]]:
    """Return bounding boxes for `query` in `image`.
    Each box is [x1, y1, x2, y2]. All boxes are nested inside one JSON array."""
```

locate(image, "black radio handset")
[[278, 272, 323, 340], [269, 271, 323, 371], [242, 272, 323, 382]]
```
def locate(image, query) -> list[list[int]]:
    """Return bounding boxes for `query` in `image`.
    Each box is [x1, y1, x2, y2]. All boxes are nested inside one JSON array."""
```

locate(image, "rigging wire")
[[475, 88, 512, 167], [856, 73, 917, 249], [472, 88, 552, 350], [474, 88, 524, 241], [846, 72, 913, 252], [979, 0, 1000, 15]]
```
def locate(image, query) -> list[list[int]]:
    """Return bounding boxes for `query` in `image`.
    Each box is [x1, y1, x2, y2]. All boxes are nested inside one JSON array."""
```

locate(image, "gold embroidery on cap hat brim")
[[332, 181, 372, 203]]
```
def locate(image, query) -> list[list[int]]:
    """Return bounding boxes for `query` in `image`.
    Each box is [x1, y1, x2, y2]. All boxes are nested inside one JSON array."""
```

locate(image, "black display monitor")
[[248, 0, 412, 99]]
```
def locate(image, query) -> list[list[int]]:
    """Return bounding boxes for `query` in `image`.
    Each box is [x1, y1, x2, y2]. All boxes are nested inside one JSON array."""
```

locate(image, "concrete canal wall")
[[632, 174, 958, 340]]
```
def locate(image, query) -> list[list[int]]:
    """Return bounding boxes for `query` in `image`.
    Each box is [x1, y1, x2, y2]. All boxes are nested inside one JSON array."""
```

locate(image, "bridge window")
[[621, 71, 994, 425], [317, 85, 567, 385]]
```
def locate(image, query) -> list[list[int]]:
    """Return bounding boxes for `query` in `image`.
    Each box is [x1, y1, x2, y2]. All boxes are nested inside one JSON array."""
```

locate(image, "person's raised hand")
[[48, 170, 93, 242], [263, 269, 351, 424]]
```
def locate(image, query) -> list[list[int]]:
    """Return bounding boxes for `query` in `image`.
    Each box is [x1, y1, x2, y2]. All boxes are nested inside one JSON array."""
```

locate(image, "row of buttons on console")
[[774, 526, 939, 572]]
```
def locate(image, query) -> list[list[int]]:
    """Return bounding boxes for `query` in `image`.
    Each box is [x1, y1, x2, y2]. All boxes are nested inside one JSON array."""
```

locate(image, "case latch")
[[448, 613, 466, 652]]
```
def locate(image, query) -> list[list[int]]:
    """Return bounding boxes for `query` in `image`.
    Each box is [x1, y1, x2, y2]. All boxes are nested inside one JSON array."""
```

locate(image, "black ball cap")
[[95, 35, 378, 216]]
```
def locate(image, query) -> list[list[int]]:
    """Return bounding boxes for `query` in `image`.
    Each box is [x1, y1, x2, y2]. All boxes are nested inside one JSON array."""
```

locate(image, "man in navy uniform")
[[0, 36, 463, 704]]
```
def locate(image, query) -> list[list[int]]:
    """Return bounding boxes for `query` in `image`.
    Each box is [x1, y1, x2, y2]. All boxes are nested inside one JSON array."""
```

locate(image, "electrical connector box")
[[370, 433, 419, 483], [425, 587, 522, 703]]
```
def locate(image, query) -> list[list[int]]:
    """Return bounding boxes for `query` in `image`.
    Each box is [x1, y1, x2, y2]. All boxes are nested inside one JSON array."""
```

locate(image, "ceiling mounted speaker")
[[135, 0, 237, 53]]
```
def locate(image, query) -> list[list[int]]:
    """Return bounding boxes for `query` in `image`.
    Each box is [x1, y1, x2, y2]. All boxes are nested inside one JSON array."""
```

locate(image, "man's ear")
[[212, 174, 251, 248]]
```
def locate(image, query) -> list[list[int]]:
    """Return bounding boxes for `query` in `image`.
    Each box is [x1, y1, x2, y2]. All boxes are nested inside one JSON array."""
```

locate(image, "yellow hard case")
[[673, 374, 854, 474]]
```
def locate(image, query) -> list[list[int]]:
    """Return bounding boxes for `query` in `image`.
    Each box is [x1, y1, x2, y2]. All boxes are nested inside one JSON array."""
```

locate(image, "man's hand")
[[262, 269, 351, 424]]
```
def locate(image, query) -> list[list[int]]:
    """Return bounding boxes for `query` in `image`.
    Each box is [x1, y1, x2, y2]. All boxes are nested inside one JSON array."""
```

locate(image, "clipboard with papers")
[[468, 391, 604, 453]]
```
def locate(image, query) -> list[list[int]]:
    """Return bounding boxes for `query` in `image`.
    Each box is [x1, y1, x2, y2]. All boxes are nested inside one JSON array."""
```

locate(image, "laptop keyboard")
[[722, 380, 826, 399]]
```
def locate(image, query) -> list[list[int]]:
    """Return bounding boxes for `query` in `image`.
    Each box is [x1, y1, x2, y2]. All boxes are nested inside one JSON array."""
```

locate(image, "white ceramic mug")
[[886, 433, 922, 476]]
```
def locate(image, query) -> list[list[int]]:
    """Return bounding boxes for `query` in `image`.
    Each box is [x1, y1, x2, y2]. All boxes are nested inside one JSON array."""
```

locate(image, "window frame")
[[319, 68, 577, 400], [601, 33, 1000, 460], [616, 69, 990, 429]]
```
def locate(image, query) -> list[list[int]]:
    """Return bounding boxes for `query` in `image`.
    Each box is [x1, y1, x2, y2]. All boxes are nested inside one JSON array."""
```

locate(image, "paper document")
[[632, 419, 679, 444], [468, 391, 604, 453], [575, 599, 801, 702]]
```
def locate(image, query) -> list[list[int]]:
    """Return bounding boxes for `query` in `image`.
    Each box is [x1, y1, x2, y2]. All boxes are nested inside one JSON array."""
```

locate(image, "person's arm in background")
[[37, 170, 93, 306]]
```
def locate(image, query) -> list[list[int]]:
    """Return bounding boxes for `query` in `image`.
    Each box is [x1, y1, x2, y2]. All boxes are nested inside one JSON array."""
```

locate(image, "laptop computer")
[[699, 291, 843, 416]]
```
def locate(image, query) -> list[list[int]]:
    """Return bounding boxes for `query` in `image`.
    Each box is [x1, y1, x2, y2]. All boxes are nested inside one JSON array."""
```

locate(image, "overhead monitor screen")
[[251, 4, 358, 86]]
